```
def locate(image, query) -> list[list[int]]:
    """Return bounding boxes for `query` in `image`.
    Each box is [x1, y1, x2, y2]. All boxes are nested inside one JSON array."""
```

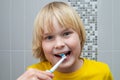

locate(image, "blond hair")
[[32, 1, 86, 61]]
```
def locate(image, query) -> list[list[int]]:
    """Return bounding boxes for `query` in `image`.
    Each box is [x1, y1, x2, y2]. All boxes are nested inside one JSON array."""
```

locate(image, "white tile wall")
[[25, 51, 39, 68], [112, 0, 120, 50], [0, 52, 10, 80], [0, 0, 10, 50], [11, 52, 25, 80], [112, 52, 120, 80], [98, 0, 120, 80]]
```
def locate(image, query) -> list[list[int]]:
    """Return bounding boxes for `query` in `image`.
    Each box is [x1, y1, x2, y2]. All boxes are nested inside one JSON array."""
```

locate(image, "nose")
[[54, 37, 65, 49]]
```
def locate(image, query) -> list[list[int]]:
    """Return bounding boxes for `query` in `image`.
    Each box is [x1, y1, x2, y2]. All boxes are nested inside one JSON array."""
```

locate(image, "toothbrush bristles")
[[59, 53, 65, 58]]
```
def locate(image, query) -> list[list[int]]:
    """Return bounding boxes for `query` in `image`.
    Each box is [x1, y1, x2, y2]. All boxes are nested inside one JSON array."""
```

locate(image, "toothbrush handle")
[[47, 56, 66, 73]]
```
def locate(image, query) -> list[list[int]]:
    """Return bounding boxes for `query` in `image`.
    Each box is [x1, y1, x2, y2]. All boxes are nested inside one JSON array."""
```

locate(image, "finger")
[[17, 70, 31, 80], [17, 69, 39, 80], [34, 70, 54, 80], [40, 70, 54, 78], [17, 68, 54, 80], [28, 69, 54, 80], [31, 77, 39, 80]]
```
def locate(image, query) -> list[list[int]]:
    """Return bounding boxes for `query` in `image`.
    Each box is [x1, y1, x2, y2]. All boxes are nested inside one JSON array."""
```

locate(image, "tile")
[[0, 52, 10, 80], [11, 51, 25, 80], [97, 50, 113, 69], [112, 1, 120, 50], [25, 0, 34, 50], [113, 27, 120, 50], [97, 50, 120, 80], [111, 51, 120, 80], [10, 0, 25, 50], [112, 0, 120, 50], [0, 27, 10, 50], [98, 0, 113, 51], [25, 51, 39, 68], [0, 0, 10, 50]]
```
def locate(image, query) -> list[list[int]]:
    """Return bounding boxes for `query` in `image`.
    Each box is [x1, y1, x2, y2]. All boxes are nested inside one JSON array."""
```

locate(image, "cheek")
[[42, 42, 52, 55], [42, 42, 54, 61], [70, 40, 80, 50], [68, 36, 81, 48], [67, 35, 81, 56]]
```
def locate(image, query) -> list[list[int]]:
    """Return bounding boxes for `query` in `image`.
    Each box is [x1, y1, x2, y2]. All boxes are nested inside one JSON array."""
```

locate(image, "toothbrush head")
[[59, 53, 66, 58]]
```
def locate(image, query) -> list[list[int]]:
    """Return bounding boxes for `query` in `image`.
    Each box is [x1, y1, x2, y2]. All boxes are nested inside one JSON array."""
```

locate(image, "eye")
[[44, 35, 54, 41], [63, 31, 72, 37]]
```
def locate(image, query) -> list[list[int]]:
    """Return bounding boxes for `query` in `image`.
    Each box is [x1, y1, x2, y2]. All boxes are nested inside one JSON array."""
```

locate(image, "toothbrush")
[[46, 54, 66, 73]]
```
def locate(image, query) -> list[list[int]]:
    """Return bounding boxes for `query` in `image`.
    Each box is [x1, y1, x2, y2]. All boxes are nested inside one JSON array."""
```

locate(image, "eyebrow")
[[63, 28, 71, 31], [43, 33, 52, 36], [43, 28, 70, 36]]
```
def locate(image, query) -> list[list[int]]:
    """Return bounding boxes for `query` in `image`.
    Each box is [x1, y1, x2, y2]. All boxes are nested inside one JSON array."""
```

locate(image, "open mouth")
[[54, 51, 71, 58]]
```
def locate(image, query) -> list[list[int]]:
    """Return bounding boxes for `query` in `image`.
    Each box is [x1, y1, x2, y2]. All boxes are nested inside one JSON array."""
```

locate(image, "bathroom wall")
[[0, 0, 120, 80], [97, 0, 120, 79]]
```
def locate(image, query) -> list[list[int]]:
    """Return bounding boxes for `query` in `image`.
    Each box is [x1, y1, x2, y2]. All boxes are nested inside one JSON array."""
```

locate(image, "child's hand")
[[17, 68, 54, 80]]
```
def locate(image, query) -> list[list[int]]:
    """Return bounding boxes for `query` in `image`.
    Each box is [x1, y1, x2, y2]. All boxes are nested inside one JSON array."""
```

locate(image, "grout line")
[[111, 0, 113, 71], [24, 0, 26, 71], [9, 0, 12, 79], [98, 50, 120, 52]]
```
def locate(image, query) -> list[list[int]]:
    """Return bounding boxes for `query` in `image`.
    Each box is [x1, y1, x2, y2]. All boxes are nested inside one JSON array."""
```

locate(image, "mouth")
[[54, 51, 71, 58]]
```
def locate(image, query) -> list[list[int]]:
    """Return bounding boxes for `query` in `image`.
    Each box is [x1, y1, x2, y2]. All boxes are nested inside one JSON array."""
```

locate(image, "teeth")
[[54, 51, 71, 57]]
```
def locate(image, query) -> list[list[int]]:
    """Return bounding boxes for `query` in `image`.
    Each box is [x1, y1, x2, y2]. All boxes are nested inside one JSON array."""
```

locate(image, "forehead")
[[40, 7, 76, 34], [43, 16, 66, 33]]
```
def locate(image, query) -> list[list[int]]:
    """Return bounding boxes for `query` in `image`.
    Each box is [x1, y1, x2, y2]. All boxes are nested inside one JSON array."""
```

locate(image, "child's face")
[[42, 17, 81, 71]]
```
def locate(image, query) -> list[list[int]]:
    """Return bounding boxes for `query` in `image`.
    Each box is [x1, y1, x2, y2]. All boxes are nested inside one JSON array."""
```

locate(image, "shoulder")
[[84, 58, 113, 79], [84, 58, 109, 68], [27, 61, 52, 70], [83, 58, 111, 73]]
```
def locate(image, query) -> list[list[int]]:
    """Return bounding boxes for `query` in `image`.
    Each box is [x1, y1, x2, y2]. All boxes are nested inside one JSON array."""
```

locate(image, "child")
[[17, 1, 113, 80]]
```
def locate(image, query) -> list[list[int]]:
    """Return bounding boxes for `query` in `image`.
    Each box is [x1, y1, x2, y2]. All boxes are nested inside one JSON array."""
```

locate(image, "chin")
[[59, 59, 75, 68]]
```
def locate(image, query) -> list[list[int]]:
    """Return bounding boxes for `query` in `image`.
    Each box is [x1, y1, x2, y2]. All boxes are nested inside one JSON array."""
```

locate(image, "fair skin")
[[17, 17, 83, 80], [42, 17, 83, 73]]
